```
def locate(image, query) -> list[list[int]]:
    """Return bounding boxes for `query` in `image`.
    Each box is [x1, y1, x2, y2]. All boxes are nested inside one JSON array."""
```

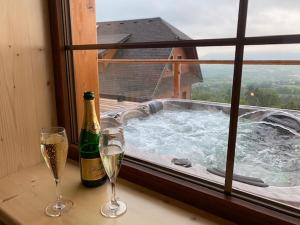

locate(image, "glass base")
[[45, 199, 73, 217], [101, 200, 127, 218]]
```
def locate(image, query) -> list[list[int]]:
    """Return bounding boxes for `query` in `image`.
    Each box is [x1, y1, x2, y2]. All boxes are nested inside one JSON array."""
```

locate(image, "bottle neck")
[[82, 100, 100, 133]]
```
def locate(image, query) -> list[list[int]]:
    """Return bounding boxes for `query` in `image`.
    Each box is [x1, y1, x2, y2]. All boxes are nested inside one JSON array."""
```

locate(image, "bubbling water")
[[124, 109, 300, 187]]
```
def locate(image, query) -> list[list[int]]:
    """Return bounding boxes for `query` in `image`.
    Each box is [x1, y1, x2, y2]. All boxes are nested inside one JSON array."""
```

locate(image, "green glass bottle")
[[79, 91, 107, 187]]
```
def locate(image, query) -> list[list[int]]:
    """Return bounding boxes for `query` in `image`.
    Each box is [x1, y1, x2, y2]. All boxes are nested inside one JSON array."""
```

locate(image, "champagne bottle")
[[79, 91, 107, 187]]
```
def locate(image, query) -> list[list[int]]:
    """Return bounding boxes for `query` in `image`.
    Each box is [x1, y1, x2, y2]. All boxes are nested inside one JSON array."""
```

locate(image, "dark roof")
[[97, 17, 191, 43], [98, 33, 131, 45], [98, 33, 131, 54], [97, 17, 202, 100]]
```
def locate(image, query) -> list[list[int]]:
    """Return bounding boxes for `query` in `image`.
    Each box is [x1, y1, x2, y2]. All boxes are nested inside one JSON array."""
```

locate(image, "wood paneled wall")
[[0, 0, 56, 177]]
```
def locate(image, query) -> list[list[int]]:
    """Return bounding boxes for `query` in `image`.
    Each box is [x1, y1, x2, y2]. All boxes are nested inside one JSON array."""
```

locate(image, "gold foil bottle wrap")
[[82, 100, 100, 134]]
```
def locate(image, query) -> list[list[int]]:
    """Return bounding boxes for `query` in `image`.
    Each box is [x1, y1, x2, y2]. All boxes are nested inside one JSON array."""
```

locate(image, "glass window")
[[98, 47, 238, 185], [65, 0, 300, 219], [96, 0, 239, 42], [246, 0, 300, 37], [192, 47, 235, 104], [234, 45, 300, 210]]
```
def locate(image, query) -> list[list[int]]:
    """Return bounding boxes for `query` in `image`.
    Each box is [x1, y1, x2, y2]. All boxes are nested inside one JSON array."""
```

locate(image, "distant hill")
[[200, 52, 300, 60]]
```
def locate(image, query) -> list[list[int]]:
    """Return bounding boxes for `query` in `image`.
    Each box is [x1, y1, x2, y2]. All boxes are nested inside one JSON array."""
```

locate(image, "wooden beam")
[[48, 0, 79, 144], [98, 59, 300, 65], [225, 0, 248, 194], [68, 34, 300, 50], [70, 0, 99, 135], [173, 63, 181, 98]]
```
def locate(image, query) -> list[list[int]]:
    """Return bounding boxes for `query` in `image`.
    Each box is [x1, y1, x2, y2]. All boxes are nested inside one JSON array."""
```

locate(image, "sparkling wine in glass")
[[100, 128, 126, 218], [40, 127, 73, 217]]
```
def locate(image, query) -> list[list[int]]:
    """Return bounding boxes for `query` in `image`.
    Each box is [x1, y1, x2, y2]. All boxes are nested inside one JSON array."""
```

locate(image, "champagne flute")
[[100, 127, 127, 218], [40, 127, 73, 217]]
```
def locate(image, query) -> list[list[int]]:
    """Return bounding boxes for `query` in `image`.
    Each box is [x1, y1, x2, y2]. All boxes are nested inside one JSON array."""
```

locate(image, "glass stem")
[[110, 181, 119, 206], [55, 179, 62, 203]]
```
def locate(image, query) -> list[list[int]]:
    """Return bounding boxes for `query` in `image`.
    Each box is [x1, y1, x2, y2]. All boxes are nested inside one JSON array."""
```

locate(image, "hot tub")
[[101, 99, 300, 208]]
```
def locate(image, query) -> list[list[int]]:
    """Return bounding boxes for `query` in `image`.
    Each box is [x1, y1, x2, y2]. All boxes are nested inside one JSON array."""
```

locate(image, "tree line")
[[192, 83, 300, 110]]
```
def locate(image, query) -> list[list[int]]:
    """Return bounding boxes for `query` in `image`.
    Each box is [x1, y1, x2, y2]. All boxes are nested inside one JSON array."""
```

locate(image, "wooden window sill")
[[0, 161, 235, 225]]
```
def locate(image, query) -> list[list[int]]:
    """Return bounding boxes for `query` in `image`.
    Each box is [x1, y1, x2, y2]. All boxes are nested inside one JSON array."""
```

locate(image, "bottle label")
[[80, 158, 106, 181]]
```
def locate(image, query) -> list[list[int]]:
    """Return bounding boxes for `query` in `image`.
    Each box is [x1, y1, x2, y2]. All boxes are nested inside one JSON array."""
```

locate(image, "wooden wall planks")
[[70, 0, 99, 134], [0, 0, 56, 177]]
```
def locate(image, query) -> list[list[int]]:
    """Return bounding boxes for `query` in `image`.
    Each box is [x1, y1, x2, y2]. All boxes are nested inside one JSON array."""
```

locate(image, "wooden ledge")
[[0, 161, 235, 225]]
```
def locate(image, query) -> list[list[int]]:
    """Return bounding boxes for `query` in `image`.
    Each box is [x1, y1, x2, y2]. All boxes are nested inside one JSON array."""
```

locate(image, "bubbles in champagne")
[[41, 134, 68, 180]]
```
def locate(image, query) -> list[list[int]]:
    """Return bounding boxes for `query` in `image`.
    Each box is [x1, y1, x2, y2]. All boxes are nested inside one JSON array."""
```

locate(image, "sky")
[[96, 0, 300, 59]]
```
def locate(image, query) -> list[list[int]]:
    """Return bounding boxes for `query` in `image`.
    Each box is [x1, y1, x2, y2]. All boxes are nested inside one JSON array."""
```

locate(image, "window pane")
[[98, 47, 237, 186], [192, 47, 235, 103], [234, 45, 300, 210], [244, 44, 300, 60], [95, 0, 239, 44], [246, 0, 300, 37]]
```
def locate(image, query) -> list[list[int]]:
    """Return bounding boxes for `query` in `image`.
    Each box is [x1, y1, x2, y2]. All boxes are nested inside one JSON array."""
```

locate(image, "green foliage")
[[192, 84, 231, 103], [243, 86, 280, 107], [192, 82, 300, 110], [191, 64, 300, 111], [281, 96, 300, 110]]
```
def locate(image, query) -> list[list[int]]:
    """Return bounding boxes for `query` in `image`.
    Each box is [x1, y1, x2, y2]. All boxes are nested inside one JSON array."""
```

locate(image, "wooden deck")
[[100, 98, 140, 115]]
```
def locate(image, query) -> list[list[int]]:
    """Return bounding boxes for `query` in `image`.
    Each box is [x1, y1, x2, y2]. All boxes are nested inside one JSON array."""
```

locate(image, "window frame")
[[48, 0, 300, 224]]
